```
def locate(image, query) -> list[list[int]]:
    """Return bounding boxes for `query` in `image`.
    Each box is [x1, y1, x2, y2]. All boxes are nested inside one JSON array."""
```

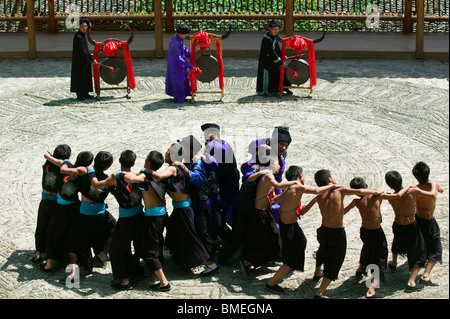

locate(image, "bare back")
[[254, 174, 274, 210], [415, 182, 438, 219], [355, 195, 383, 230], [279, 187, 302, 224], [388, 190, 416, 225], [141, 185, 165, 209], [317, 188, 345, 228]]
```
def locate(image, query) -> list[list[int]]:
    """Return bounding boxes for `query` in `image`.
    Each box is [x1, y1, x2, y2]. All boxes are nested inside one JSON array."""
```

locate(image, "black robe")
[[70, 30, 94, 96], [256, 32, 290, 96]]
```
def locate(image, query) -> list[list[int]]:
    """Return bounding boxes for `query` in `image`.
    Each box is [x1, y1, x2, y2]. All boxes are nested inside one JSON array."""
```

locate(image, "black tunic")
[[256, 32, 290, 96], [70, 30, 94, 95]]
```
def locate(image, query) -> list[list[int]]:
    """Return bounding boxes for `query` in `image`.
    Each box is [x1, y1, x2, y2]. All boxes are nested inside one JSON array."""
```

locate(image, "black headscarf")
[[176, 23, 191, 34]]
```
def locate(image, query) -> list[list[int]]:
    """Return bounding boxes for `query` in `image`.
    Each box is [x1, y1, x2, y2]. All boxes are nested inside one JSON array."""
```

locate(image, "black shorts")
[[242, 209, 281, 267], [316, 225, 347, 280], [280, 222, 307, 271], [359, 227, 388, 275], [416, 216, 442, 264], [391, 221, 426, 270], [166, 207, 210, 269]]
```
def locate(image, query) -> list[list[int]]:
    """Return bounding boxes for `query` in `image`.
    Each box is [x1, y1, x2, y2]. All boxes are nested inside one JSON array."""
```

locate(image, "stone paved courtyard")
[[0, 57, 448, 303]]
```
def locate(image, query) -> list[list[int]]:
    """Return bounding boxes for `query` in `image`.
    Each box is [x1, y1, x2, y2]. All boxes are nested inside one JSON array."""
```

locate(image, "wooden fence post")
[[48, 0, 57, 33], [403, 0, 413, 33], [154, 0, 164, 57], [26, 0, 37, 58], [165, 0, 174, 32], [285, 0, 294, 36], [415, 0, 425, 59]]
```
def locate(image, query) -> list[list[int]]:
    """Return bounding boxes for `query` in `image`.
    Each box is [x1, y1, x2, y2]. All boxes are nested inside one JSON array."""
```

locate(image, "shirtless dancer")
[[344, 177, 411, 298], [122, 150, 171, 291], [384, 170, 438, 291], [412, 162, 444, 286], [147, 144, 219, 276], [240, 156, 300, 276], [305, 169, 382, 299], [265, 165, 339, 294]]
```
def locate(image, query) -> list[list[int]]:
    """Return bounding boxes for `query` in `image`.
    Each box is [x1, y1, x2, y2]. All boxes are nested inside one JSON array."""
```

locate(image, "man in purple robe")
[[241, 127, 292, 226], [166, 24, 193, 103]]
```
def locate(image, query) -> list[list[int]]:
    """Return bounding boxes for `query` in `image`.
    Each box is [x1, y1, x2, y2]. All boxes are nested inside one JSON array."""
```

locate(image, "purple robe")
[[166, 34, 193, 103], [241, 137, 287, 226]]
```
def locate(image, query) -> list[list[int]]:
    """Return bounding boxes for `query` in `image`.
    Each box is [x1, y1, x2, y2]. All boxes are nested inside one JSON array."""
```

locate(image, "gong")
[[196, 55, 219, 83], [286, 59, 310, 85], [100, 58, 127, 85]]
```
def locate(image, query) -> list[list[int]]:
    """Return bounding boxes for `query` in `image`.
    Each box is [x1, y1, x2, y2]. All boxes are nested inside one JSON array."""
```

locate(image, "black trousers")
[[109, 214, 143, 280], [66, 211, 116, 266], [242, 209, 281, 267], [45, 201, 79, 262], [35, 199, 57, 254], [392, 221, 426, 270], [141, 214, 166, 272], [316, 225, 347, 281], [359, 227, 388, 276], [166, 207, 210, 269]]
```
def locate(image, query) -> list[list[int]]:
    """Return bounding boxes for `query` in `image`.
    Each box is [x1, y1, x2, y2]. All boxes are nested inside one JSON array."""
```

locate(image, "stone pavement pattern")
[[0, 57, 448, 299]]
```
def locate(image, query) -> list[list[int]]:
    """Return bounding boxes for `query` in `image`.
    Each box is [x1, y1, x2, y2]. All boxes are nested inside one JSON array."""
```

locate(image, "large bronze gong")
[[286, 59, 310, 85], [196, 55, 219, 83], [100, 58, 127, 85]]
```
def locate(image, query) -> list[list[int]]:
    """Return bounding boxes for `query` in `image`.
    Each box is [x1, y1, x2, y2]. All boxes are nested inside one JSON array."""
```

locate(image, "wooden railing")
[[1, 0, 448, 58]]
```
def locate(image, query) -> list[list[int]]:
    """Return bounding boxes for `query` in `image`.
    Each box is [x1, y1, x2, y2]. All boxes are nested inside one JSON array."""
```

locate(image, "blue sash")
[[42, 192, 57, 201], [57, 193, 77, 205], [172, 198, 192, 209], [144, 206, 167, 217], [80, 200, 107, 215], [119, 205, 143, 218]]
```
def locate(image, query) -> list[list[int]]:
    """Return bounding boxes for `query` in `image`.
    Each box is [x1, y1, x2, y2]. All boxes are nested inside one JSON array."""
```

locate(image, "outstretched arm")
[[299, 196, 318, 216], [268, 174, 300, 190], [271, 187, 288, 204], [300, 183, 342, 195], [87, 165, 115, 190], [378, 185, 411, 200], [342, 187, 382, 197], [44, 152, 64, 167], [344, 198, 358, 215], [151, 166, 177, 181], [123, 171, 147, 184], [44, 152, 87, 176], [410, 180, 438, 198]]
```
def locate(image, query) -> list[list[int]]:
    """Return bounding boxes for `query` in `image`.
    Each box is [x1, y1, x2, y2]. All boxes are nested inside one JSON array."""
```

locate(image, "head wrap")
[[179, 135, 202, 155], [79, 17, 92, 29], [201, 123, 220, 132], [272, 126, 292, 144], [176, 24, 191, 34], [269, 20, 281, 29]]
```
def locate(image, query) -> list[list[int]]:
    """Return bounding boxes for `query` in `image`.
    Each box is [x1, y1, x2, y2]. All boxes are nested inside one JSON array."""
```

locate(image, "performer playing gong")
[[256, 20, 292, 96], [70, 17, 98, 100], [166, 24, 195, 103]]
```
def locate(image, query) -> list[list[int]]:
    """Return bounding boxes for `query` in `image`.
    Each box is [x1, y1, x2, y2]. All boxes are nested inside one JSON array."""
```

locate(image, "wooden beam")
[[404, 0, 413, 33], [415, 0, 425, 59], [165, 0, 174, 32], [285, 0, 294, 37], [154, 0, 164, 57], [26, 0, 37, 58], [48, 0, 57, 33]]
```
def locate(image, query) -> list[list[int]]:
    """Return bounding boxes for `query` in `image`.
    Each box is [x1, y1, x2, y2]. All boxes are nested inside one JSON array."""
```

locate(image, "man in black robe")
[[256, 20, 292, 96], [70, 17, 98, 100]]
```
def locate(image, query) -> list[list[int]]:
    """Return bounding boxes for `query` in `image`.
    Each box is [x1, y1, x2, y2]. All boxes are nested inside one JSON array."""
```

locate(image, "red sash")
[[279, 35, 317, 94], [189, 31, 224, 94], [93, 39, 136, 95]]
